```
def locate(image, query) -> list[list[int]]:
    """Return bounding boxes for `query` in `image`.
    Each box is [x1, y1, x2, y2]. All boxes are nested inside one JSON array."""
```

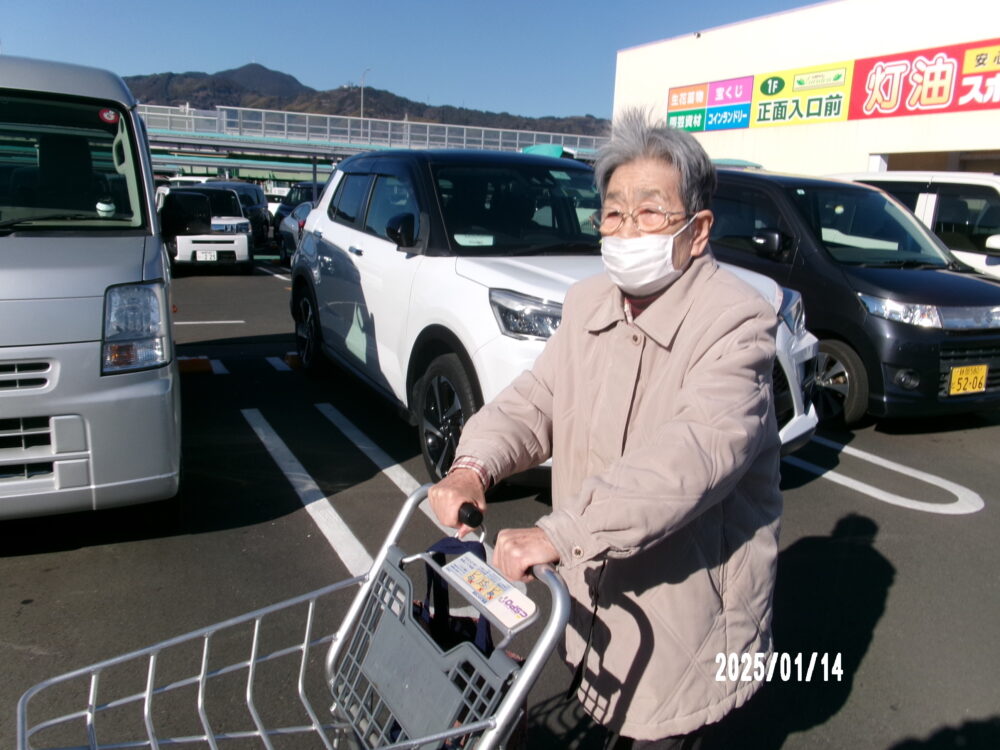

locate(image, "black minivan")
[[709, 169, 1000, 424]]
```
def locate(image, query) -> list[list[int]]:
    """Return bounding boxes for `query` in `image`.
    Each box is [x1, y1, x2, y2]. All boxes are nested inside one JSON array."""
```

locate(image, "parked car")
[[160, 186, 254, 274], [709, 168, 1000, 425], [276, 201, 315, 265], [273, 181, 325, 232], [0, 55, 181, 519], [205, 180, 270, 247], [832, 171, 1000, 281], [290, 150, 818, 479], [265, 187, 290, 223]]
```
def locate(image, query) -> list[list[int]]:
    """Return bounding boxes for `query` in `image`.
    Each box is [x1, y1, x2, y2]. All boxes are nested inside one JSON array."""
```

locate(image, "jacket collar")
[[583, 253, 719, 349]]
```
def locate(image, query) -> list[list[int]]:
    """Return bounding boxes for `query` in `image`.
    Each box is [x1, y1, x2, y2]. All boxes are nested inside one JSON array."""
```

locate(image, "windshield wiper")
[[854, 259, 946, 269], [0, 213, 95, 229]]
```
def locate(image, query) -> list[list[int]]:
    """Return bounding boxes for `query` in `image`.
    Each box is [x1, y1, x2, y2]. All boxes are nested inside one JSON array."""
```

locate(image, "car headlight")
[[102, 282, 171, 373], [778, 287, 806, 336], [211, 221, 251, 234], [489, 289, 562, 340], [859, 293, 942, 328]]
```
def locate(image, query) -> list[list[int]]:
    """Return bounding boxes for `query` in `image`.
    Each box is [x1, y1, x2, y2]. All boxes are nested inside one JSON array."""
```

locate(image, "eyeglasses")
[[590, 206, 692, 235]]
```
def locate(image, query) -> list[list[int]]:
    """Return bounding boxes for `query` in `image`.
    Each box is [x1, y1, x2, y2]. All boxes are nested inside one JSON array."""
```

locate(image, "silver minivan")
[[0, 57, 181, 519]]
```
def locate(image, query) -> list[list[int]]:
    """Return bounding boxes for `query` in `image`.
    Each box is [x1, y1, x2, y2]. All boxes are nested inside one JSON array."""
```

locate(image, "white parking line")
[[174, 320, 246, 325], [315, 403, 453, 536], [266, 356, 292, 372], [784, 435, 985, 515], [258, 266, 290, 281], [241, 408, 373, 575], [210, 359, 229, 375], [314, 402, 506, 607]]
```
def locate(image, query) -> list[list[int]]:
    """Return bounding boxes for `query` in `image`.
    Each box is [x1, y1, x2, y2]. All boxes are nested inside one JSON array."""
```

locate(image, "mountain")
[[123, 64, 608, 136]]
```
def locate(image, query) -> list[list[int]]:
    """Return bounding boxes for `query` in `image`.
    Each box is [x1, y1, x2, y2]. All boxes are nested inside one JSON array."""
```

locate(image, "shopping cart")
[[17, 485, 570, 750]]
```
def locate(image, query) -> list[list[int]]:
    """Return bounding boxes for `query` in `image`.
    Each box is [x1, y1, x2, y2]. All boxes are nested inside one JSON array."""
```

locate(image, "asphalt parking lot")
[[3, 257, 999, 749]]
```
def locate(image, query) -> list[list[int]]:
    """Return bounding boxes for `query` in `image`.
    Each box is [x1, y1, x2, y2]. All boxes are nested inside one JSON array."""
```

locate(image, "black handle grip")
[[458, 502, 483, 528]]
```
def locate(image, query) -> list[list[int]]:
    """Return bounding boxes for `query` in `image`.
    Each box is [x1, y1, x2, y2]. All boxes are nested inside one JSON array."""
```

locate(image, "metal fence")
[[137, 104, 607, 156]]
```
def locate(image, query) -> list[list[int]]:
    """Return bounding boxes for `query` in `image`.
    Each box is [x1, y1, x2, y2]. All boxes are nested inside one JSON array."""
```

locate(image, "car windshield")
[[785, 184, 952, 267], [181, 188, 243, 217], [0, 94, 145, 232], [433, 162, 601, 255]]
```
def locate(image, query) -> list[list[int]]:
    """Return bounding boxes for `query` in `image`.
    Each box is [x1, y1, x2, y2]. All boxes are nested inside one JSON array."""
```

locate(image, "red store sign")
[[849, 37, 1000, 120]]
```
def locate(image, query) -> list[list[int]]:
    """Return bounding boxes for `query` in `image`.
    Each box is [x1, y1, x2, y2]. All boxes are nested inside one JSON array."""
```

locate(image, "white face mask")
[[601, 215, 696, 296]]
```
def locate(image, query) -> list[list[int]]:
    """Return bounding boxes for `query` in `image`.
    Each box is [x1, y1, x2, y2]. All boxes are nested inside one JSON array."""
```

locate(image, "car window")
[[862, 180, 925, 212], [328, 173, 371, 226], [364, 174, 420, 241], [432, 163, 600, 255], [785, 184, 950, 265], [711, 185, 789, 256], [0, 95, 145, 230], [181, 188, 242, 217], [934, 184, 1000, 254]]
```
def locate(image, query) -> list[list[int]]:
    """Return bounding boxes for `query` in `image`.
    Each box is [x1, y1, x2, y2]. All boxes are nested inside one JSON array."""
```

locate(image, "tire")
[[279, 235, 293, 266], [293, 286, 324, 373], [240, 248, 255, 275], [814, 339, 869, 425], [416, 354, 481, 481]]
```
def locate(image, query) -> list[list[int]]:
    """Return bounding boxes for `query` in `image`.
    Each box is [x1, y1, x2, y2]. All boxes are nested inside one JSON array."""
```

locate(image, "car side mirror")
[[751, 229, 786, 260], [985, 234, 1000, 256], [386, 213, 417, 248]]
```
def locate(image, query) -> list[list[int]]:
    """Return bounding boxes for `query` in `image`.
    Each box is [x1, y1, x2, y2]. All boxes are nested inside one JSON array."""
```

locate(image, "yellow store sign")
[[750, 61, 854, 127]]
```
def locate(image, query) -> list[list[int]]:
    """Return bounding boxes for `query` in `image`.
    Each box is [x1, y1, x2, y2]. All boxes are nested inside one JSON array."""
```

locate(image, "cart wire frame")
[[18, 485, 571, 750]]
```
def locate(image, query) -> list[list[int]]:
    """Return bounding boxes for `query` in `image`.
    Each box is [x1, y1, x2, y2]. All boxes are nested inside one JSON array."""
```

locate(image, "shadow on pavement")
[[699, 513, 895, 748], [888, 717, 1000, 749]]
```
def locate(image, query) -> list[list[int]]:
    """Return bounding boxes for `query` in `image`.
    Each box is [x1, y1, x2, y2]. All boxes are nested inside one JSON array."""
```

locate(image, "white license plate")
[[196, 250, 218, 261]]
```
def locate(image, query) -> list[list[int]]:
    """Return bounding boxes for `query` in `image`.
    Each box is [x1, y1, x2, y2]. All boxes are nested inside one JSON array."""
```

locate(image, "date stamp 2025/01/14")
[[715, 652, 844, 683]]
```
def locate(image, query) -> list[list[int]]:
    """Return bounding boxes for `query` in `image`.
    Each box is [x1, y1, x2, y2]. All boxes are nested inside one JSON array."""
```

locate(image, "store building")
[[612, 0, 999, 174]]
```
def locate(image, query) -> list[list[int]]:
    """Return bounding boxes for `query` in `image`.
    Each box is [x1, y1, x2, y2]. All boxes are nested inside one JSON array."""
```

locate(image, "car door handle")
[[349, 246, 364, 256]]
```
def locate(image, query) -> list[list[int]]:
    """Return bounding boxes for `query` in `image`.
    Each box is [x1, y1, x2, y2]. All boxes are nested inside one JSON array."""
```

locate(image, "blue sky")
[[1, 0, 821, 118]]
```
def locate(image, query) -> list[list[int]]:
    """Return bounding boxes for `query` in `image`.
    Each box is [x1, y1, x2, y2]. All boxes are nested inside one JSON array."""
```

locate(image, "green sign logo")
[[760, 77, 785, 96]]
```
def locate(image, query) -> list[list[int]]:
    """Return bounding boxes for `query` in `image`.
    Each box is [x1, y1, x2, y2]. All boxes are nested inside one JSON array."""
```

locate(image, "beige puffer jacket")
[[455, 253, 783, 740]]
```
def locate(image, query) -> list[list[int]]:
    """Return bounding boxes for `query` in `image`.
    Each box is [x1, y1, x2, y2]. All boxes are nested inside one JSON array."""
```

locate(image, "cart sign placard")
[[848, 38, 1000, 120]]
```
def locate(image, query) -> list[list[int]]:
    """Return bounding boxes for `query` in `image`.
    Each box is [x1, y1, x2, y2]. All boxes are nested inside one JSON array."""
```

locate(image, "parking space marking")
[[315, 403, 452, 533], [174, 320, 246, 325], [315, 402, 505, 607], [211, 360, 229, 375], [241, 408, 373, 575], [266, 356, 292, 372], [784, 435, 985, 515], [258, 265, 290, 281]]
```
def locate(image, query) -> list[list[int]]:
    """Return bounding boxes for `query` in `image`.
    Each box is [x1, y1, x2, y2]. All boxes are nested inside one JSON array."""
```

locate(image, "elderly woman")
[[430, 109, 782, 749]]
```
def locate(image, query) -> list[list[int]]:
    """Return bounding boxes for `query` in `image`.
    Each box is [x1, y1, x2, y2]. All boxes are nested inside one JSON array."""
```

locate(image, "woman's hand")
[[493, 527, 559, 582], [428, 468, 486, 538]]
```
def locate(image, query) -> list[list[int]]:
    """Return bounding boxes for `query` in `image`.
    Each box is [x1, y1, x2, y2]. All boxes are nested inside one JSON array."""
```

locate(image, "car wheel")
[[293, 287, 324, 372], [814, 339, 868, 425], [280, 236, 292, 266], [416, 353, 481, 481]]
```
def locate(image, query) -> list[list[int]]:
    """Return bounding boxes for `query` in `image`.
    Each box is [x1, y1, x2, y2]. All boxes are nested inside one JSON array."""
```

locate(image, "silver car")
[[0, 56, 181, 519]]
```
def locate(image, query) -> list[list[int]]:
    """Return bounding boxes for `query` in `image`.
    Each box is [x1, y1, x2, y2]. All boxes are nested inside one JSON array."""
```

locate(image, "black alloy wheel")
[[417, 354, 481, 481], [814, 339, 869, 425], [294, 288, 323, 372]]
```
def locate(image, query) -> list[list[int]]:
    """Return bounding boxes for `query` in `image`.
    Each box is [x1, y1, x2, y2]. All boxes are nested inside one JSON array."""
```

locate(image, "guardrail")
[[137, 104, 607, 156]]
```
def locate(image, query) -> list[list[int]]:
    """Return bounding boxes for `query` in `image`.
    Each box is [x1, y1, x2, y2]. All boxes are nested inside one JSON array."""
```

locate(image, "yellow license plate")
[[948, 364, 988, 395]]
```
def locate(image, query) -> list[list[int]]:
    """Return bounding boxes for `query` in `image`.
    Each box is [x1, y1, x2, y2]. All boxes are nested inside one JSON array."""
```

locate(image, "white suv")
[[290, 150, 817, 478]]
